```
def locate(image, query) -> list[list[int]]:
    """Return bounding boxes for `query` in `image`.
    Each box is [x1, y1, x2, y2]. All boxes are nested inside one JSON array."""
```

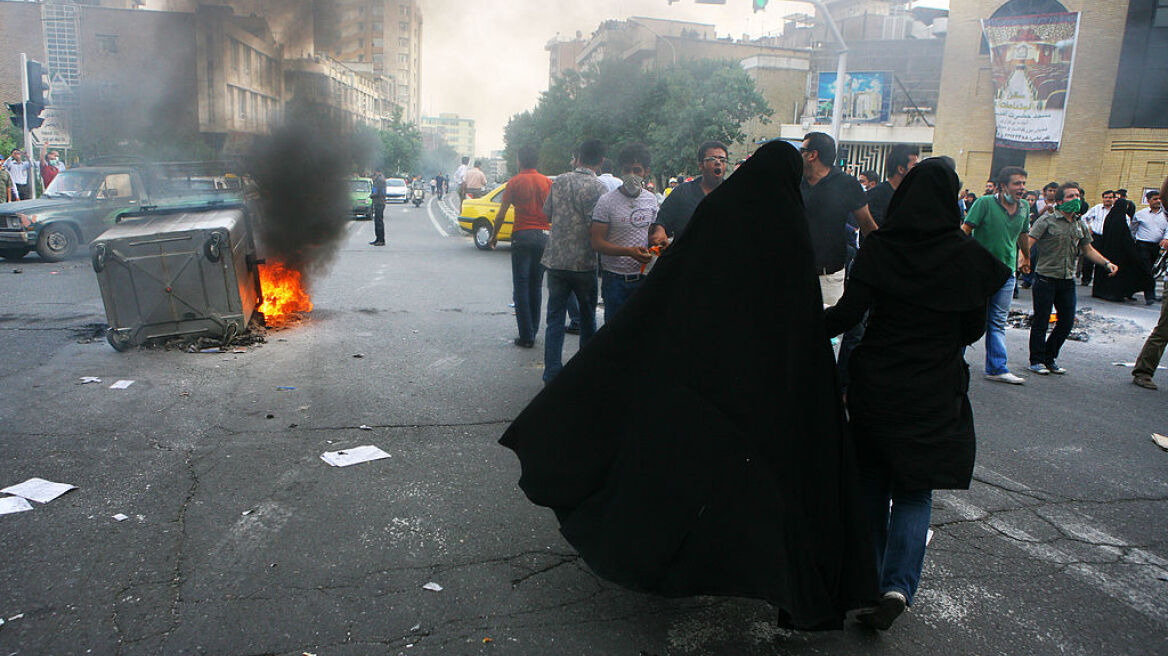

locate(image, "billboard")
[[815, 72, 891, 124], [981, 12, 1081, 151]]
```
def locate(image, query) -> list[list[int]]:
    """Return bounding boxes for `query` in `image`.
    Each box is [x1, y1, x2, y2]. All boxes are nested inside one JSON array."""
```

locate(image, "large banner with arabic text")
[[981, 12, 1080, 151]]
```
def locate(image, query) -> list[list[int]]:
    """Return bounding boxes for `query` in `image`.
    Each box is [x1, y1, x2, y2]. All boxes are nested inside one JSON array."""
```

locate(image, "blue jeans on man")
[[858, 459, 933, 605], [510, 230, 547, 344], [1030, 275, 1076, 367], [600, 270, 643, 324], [984, 275, 1016, 375], [544, 269, 598, 383]]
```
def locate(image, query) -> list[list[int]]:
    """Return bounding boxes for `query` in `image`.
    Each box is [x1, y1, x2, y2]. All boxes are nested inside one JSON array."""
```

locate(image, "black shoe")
[[513, 338, 534, 348], [370, 240, 385, 246], [565, 325, 581, 335], [858, 591, 907, 631], [1148, 296, 1161, 306]]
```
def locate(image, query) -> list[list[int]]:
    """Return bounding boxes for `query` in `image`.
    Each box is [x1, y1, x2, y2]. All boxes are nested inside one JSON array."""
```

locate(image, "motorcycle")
[[411, 187, 425, 208]]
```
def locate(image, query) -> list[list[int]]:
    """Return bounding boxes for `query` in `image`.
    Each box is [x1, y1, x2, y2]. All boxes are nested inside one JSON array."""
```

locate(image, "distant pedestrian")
[[983, 180, 995, 196], [597, 158, 621, 193], [541, 139, 606, 383], [40, 150, 60, 188], [369, 168, 387, 246], [798, 131, 877, 306], [453, 157, 469, 207], [866, 145, 918, 228], [1092, 201, 1153, 303], [648, 140, 728, 246], [1115, 189, 1137, 219], [1080, 190, 1115, 286], [962, 166, 1032, 385], [1129, 190, 1166, 305], [0, 164, 12, 203], [1132, 178, 1168, 391], [857, 169, 880, 192], [461, 160, 487, 201], [3, 150, 31, 200], [1026, 182, 1118, 376], [489, 145, 552, 348], [590, 143, 656, 322]]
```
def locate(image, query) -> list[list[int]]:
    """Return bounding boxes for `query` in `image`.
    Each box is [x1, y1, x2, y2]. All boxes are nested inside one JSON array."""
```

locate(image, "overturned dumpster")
[[90, 202, 262, 351]]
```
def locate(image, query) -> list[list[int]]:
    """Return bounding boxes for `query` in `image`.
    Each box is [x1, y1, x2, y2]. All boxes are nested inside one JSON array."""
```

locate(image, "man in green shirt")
[[0, 166, 12, 202], [962, 166, 1032, 385], [1025, 182, 1117, 376]]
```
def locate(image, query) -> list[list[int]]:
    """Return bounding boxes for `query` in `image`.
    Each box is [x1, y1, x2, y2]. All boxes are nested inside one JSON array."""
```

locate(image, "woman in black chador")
[[1092, 204, 1153, 302], [824, 159, 1009, 630], [499, 141, 877, 630]]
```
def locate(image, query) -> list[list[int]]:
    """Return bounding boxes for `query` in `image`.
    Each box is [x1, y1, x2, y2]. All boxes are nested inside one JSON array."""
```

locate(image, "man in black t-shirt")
[[799, 132, 877, 305], [649, 141, 728, 245], [866, 145, 919, 228]]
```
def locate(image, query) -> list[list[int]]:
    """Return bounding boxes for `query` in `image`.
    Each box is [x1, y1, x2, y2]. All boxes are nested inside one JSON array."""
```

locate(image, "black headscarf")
[[850, 159, 1009, 312], [498, 141, 876, 630], [1093, 204, 1153, 300]]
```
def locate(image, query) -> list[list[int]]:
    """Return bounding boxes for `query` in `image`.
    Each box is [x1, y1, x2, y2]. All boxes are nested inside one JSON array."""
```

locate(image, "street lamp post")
[[808, 1, 848, 147]]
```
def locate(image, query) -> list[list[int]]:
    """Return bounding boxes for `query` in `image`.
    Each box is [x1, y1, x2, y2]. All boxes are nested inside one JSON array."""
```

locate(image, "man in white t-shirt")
[[1079, 189, 1115, 286], [590, 143, 656, 323], [452, 156, 469, 208], [1130, 190, 1167, 304]]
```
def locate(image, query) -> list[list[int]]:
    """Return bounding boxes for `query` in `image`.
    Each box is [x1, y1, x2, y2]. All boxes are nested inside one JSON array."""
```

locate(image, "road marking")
[[424, 197, 450, 237]]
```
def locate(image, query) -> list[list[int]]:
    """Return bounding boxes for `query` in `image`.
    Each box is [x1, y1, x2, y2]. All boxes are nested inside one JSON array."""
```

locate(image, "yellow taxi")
[[458, 183, 513, 250]]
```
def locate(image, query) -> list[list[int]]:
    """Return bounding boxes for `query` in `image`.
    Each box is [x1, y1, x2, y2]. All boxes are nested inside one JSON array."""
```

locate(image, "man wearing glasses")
[[799, 132, 877, 305], [649, 140, 728, 245]]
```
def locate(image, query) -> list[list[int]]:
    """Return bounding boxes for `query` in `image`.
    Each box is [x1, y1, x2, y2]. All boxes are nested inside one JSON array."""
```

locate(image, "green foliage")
[[502, 59, 771, 182], [0, 122, 20, 157], [377, 105, 422, 177]]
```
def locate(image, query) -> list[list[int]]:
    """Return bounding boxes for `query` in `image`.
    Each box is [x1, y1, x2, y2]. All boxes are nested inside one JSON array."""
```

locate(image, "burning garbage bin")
[[90, 202, 261, 351]]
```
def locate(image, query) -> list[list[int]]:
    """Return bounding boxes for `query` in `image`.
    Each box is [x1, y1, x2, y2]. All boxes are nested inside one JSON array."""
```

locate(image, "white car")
[[386, 177, 408, 203]]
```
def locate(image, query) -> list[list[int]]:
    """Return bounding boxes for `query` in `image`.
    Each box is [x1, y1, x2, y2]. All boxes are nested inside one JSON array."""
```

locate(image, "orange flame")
[[258, 261, 313, 326]]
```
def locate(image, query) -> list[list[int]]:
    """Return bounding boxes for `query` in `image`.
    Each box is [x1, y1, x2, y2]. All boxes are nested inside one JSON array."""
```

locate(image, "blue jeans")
[[859, 460, 933, 605], [1030, 275, 1076, 366], [567, 292, 581, 329], [544, 269, 598, 383], [600, 270, 643, 324], [510, 230, 547, 342], [984, 275, 1016, 375]]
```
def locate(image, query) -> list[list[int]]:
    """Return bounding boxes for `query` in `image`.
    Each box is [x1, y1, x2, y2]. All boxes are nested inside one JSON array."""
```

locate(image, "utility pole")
[[809, 1, 848, 147], [19, 53, 38, 199]]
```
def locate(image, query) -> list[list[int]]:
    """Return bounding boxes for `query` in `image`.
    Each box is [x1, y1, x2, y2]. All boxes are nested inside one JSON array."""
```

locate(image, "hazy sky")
[[418, 0, 948, 155]]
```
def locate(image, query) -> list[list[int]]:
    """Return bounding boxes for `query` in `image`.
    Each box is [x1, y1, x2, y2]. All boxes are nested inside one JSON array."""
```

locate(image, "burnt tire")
[[36, 224, 79, 262], [106, 328, 133, 352], [473, 220, 492, 250], [0, 248, 29, 261]]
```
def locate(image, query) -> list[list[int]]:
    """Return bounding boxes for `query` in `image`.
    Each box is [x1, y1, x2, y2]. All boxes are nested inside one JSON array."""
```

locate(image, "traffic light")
[[7, 101, 45, 130], [26, 60, 48, 107], [753, 0, 768, 12]]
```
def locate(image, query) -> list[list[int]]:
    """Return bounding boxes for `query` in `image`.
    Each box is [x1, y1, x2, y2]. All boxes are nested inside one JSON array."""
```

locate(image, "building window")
[[400, 4, 410, 16], [96, 34, 118, 54], [372, 22, 382, 31], [400, 21, 409, 31], [1110, 0, 1168, 128], [398, 53, 408, 63]]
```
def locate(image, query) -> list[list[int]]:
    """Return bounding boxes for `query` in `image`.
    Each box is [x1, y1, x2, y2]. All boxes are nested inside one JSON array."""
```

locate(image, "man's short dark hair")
[[517, 145, 539, 170], [697, 140, 728, 164], [461, 156, 469, 164], [600, 158, 614, 175], [1148, 189, 1161, 201], [1055, 181, 1083, 202], [1102, 189, 1116, 197], [861, 169, 879, 183], [473, 160, 482, 168], [1117, 188, 1128, 197], [995, 166, 1028, 187], [884, 144, 919, 178], [617, 143, 651, 171], [577, 139, 605, 167], [1043, 181, 1059, 192], [802, 132, 836, 165]]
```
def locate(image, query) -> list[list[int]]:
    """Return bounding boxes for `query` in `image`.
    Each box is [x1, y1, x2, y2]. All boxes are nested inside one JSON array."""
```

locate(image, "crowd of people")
[[491, 132, 1168, 632], [1, 148, 63, 202]]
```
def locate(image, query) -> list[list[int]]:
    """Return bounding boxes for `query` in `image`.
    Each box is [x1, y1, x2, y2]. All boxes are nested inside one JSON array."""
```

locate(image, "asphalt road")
[[1, 195, 1166, 656]]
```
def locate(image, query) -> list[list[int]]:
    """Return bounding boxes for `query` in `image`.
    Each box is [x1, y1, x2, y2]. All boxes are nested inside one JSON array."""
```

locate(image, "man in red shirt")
[[490, 145, 552, 348]]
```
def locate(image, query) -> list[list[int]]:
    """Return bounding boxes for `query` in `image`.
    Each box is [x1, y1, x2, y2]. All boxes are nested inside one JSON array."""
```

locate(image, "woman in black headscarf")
[[824, 159, 1010, 630], [499, 141, 877, 630], [1092, 204, 1153, 302]]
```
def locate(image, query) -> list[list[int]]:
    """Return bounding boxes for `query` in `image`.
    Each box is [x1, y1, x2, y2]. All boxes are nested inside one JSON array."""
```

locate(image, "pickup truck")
[[0, 165, 231, 262]]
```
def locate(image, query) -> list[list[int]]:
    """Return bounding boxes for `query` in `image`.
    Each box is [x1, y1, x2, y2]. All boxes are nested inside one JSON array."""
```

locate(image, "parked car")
[[348, 177, 373, 219], [458, 183, 513, 250], [386, 177, 409, 204], [0, 165, 230, 262]]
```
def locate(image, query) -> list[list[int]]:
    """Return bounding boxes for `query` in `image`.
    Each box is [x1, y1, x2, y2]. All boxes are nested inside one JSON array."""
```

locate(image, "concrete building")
[[284, 54, 391, 132], [420, 113, 475, 160], [318, 0, 422, 122], [933, 0, 1168, 201], [545, 33, 585, 85]]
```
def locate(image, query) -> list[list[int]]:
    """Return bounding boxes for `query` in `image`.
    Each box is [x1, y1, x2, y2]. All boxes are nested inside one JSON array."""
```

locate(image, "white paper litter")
[[1, 478, 77, 503], [1152, 433, 1168, 451], [926, 528, 934, 546], [112, 513, 129, 522], [0, 496, 34, 515], [80, 377, 102, 384], [320, 445, 391, 467], [109, 380, 135, 389], [1112, 362, 1167, 369], [358, 424, 373, 431], [421, 582, 443, 592]]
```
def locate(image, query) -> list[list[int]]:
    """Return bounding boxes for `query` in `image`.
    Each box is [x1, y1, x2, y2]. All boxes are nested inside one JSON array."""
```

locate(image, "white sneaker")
[[985, 372, 1026, 385], [1028, 363, 1050, 375]]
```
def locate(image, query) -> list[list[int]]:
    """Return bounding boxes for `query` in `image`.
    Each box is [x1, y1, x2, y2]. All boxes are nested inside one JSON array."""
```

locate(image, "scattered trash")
[[358, 424, 373, 431], [0, 497, 34, 515], [12, 269, 21, 274], [483, 637, 493, 644], [1, 478, 77, 503], [289, 423, 298, 428], [242, 509, 254, 516], [320, 445, 391, 467], [412, 330, 419, 334], [276, 386, 296, 391], [109, 380, 135, 390], [409, 624, 421, 632], [80, 377, 102, 384], [7, 613, 23, 621], [266, 414, 275, 419], [1007, 307, 1140, 342], [353, 353, 365, 358], [233, 348, 247, 354], [112, 513, 129, 522], [926, 528, 934, 546], [421, 582, 443, 592], [1152, 433, 1168, 451], [197, 347, 223, 354], [50, 271, 59, 275], [1112, 362, 1167, 370]]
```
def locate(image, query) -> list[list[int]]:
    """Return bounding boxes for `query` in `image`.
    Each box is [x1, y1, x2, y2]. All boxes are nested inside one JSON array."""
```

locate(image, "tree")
[[502, 59, 771, 183], [378, 105, 422, 176]]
